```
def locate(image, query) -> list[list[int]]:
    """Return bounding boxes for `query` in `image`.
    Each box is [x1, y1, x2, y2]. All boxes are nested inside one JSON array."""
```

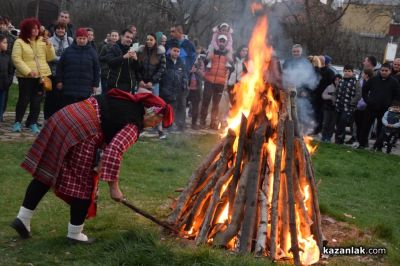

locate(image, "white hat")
[[220, 23, 230, 28], [218, 34, 228, 41]]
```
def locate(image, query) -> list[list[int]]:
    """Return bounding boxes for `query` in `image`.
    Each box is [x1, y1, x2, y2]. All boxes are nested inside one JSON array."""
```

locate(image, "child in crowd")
[[0, 34, 13, 122], [321, 74, 341, 142], [159, 41, 187, 135], [207, 23, 233, 68], [334, 65, 360, 144], [373, 101, 400, 153]]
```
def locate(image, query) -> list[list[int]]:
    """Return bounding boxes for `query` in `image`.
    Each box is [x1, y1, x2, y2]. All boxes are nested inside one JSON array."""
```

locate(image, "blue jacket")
[[56, 42, 100, 98], [160, 56, 187, 103]]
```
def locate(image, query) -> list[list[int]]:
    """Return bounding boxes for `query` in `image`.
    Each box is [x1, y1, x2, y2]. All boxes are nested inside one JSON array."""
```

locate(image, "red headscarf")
[[107, 88, 174, 128]]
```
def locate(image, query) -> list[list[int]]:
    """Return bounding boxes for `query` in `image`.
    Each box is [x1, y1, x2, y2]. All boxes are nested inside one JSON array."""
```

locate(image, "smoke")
[[282, 59, 320, 90], [282, 59, 321, 136]]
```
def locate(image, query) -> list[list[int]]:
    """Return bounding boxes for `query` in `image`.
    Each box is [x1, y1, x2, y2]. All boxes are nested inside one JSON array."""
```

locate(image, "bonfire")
[[168, 4, 323, 266]]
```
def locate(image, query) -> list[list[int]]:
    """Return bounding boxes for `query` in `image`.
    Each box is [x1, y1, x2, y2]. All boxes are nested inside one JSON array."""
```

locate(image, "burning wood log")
[[285, 118, 301, 266], [228, 114, 248, 215], [167, 138, 225, 225], [183, 130, 236, 231], [195, 167, 234, 245], [269, 105, 287, 260], [255, 189, 268, 256], [238, 122, 267, 253]]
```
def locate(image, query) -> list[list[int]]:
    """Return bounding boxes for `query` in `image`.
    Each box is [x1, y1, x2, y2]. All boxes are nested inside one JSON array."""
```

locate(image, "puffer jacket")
[[160, 56, 187, 103], [204, 49, 229, 85], [136, 45, 166, 83], [11, 37, 56, 77], [56, 42, 100, 98]]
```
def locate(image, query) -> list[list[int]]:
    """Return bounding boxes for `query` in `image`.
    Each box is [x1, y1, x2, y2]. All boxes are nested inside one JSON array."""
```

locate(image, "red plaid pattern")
[[22, 97, 139, 199], [101, 124, 139, 181]]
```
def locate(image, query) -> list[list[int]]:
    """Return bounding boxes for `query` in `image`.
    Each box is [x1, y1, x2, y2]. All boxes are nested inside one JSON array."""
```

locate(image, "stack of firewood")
[[167, 84, 323, 265]]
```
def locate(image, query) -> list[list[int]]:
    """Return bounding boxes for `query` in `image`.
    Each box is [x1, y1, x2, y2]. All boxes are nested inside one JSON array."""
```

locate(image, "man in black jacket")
[[359, 63, 400, 148], [104, 29, 139, 93]]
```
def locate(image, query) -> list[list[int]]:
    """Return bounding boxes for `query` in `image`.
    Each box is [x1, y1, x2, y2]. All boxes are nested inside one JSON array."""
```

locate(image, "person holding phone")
[[104, 29, 139, 93]]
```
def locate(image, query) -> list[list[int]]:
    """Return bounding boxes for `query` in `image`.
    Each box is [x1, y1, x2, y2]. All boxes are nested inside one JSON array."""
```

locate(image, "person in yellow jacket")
[[11, 18, 55, 134]]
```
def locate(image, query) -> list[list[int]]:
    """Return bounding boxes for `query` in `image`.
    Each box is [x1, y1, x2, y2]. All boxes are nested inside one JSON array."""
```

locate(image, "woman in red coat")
[[10, 89, 173, 243]]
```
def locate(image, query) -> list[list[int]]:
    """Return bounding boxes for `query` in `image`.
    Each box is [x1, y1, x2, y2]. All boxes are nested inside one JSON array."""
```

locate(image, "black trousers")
[[321, 109, 336, 141], [171, 89, 189, 130], [200, 81, 224, 125], [15, 78, 43, 126], [43, 77, 63, 120], [22, 179, 91, 226], [335, 111, 353, 144], [359, 108, 385, 147], [187, 88, 201, 126], [353, 110, 365, 143]]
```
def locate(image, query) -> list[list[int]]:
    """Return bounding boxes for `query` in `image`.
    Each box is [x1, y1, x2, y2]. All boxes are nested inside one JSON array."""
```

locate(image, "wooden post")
[[229, 114, 248, 215], [184, 130, 236, 230], [269, 112, 286, 259], [238, 122, 267, 253], [285, 119, 301, 266], [167, 138, 225, 225], [195, 167, 234, 245]]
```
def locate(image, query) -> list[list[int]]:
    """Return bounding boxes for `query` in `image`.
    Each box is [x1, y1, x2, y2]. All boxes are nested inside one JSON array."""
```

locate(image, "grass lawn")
[[0, 135, 399, 265], [0, 87, 399, 265]]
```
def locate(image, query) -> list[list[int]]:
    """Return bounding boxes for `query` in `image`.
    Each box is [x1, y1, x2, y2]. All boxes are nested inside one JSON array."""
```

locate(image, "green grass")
[[0, 135, 278, 266], [0, 98, 399, 264]]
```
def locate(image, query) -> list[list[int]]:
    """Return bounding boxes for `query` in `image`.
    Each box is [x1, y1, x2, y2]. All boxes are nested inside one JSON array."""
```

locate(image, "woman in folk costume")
[[10, 88, 173, 244]]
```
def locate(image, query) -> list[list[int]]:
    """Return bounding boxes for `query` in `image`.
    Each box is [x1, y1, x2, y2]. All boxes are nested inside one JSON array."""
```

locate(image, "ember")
[[168, 7, 322, 266]]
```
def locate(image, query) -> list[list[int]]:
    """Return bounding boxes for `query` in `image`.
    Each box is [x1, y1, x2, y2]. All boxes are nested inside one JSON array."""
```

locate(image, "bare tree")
[[279, 0, 352, 54]]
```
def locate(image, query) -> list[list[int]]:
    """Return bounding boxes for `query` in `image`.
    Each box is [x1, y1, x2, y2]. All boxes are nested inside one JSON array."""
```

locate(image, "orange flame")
[[226, 16, 274, 138], [303, 136, 318, 155]]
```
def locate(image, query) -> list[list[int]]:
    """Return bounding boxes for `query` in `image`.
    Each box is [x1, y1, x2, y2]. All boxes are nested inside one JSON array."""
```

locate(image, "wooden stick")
[[212, 161, 251, 247], [279, 173, 289, 255], [238, 122, 267, 253], [255, 189, 267, 256], [229, 113, 248, 215], [195, 167, 234, 245], [288, 87, 301, 137], [167, 138, 226, 225], [191, 160, 218, 195], [269, 113, 286, 260], [122, 198, 180, 235], [301, 140, 324, 250], [184, 130, 236, 230], [285, 119, 301, 266]]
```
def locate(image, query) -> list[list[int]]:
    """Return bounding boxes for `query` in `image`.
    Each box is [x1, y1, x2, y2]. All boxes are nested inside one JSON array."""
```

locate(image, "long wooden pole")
[[122, 199, 180, 235]]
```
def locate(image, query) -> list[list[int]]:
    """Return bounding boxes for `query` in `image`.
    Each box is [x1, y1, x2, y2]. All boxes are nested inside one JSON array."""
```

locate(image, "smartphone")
[[130, 43, 139, 52]]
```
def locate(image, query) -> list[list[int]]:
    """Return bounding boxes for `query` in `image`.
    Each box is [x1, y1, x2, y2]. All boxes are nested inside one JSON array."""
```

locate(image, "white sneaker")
[[351, 142, 360, 149]]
